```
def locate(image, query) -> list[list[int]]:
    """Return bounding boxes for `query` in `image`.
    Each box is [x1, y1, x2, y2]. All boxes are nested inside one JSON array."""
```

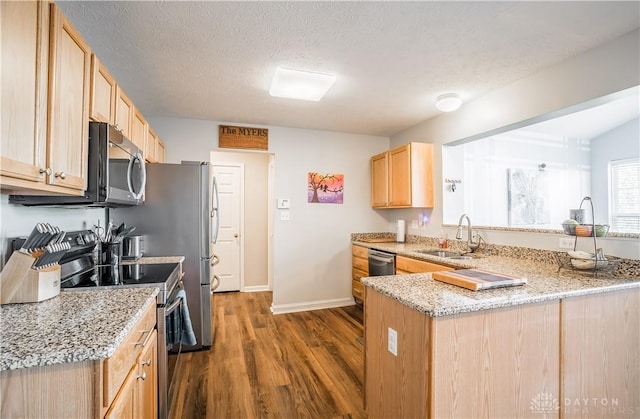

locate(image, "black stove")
[[62, 262, 181, 304], [10, 229, 180, 305]]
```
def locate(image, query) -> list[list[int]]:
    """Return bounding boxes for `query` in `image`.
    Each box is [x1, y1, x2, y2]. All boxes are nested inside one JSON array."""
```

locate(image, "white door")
[[212, 164, 242, 292]]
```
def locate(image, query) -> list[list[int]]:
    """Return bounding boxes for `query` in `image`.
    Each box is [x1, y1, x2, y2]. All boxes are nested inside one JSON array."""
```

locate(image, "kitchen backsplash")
[[0, 194, 104, 267]]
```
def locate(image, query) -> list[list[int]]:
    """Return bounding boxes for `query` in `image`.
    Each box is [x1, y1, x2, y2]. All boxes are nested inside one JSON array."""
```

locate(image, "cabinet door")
[[105, 367, 137, 419], [388, 144, 411, 207], [156, 139, 166, 163], [370, 152, 388, 207], [131, 107, 147, 153], [115, 86, 133, 138], [136, 330, 158, 419], [145, 127, 158, 163], [89, 55, 116, 124], [1, 0, 49, 184], [48, 4, 90, 191]]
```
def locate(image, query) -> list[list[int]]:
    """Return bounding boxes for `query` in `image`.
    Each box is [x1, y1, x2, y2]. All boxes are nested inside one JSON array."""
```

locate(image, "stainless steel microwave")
[[9, 123, 146, 207]]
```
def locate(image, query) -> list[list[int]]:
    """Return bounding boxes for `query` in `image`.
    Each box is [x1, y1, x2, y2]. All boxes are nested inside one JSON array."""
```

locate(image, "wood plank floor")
[[169, 292, 366, 418]]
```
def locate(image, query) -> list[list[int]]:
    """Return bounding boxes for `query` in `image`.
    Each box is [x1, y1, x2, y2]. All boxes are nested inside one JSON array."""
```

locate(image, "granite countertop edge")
[[0, 287, 159, 371], [362, 274, 640, 317]]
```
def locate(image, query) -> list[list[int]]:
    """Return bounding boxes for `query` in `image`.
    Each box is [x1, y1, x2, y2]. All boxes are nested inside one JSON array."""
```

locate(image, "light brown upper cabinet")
[[89, 55, 116, 124], [1, 1, 50, 188], [156, 139, 166, 163], [145, 126, 158, 163], [2, 2, 90, 194], [131, 107, 147, 154], [115, 85, 133, 139], [47, 3, 92, 191], [144, 127, 166, 163], [371, 142, 434, 208]]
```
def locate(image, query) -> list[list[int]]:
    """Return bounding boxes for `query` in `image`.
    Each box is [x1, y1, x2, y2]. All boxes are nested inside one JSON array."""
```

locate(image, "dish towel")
[[177, 289, 197, 346]]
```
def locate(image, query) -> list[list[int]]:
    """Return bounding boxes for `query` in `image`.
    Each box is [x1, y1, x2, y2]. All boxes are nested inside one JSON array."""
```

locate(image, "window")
[[609, 157, 640, 232]]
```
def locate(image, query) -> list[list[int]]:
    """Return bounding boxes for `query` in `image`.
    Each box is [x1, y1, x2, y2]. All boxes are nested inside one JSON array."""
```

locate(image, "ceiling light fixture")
[[269, 67, 336, 101], [435, 93, 463, 112]]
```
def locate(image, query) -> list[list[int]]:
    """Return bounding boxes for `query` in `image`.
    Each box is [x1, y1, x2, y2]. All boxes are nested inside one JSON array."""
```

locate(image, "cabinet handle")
[[142, 358, 152, 367], [353, 288, 362, 295], [134, 328, 153, 347], [137, 371, 147, 381], [55, 171, 66, 179], [39, 167, 52, 176]]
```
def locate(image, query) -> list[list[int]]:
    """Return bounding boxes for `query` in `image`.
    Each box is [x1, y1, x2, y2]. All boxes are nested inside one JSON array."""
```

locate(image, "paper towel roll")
[[396, 220, 405, 243]]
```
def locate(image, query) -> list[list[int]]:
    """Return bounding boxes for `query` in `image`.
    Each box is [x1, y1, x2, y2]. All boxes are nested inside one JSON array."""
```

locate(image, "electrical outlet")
[[388, 327, 398, 356], [559, 237, 575, 249], [280, 210, 290, 221]]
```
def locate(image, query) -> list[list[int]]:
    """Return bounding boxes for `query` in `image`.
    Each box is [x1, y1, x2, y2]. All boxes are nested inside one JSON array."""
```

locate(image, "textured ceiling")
[[57, 1, 640, 137]]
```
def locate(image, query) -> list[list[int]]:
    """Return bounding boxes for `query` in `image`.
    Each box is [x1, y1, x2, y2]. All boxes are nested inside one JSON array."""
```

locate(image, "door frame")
[[212, 161, 245, 292], [210, 151, 274, 292]]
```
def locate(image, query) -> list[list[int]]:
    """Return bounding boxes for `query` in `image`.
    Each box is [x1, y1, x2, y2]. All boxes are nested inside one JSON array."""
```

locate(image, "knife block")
[[0, 251, 61, 304]]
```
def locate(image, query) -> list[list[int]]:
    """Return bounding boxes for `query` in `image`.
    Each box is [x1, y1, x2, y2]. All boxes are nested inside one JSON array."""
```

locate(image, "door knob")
[[234, 233, 239, 238]]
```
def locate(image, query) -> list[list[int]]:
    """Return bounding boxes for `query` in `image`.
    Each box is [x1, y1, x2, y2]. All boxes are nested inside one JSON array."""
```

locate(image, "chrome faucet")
[[456, 213, 481, 253]]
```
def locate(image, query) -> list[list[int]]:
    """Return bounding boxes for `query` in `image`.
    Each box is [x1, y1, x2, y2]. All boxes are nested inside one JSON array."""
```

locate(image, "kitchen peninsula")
[[0, 287, 158, 418], [356, 238, 640, 418]]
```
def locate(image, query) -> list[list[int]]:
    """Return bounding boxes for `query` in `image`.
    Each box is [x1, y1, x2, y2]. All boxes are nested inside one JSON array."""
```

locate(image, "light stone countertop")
[[0, 287, 158, 371], [356, 241, 640, 317]]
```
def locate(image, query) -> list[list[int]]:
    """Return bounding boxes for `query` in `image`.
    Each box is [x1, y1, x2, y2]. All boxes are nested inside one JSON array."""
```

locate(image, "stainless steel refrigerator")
[[112, 161, 215, 350]]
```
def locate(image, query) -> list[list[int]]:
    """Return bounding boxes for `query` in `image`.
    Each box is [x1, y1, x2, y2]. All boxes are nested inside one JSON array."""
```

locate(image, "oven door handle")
[[165, 297, 183, 316], [369, 254, 394, 264]]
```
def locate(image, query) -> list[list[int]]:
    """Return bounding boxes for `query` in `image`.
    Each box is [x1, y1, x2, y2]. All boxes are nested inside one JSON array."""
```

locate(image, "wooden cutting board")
[[432, 269, 527, 291]]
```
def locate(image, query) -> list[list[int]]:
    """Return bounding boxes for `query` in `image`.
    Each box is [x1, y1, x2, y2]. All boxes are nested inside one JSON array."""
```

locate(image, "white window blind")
[[609, 157, 640, 232]]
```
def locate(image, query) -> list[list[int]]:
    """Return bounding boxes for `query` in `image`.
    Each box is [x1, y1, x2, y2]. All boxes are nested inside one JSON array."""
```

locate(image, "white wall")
[[591, 118, 640, 222], [0, 195, 104, 268], [148, 116, 390, 312], [388, 29, 640, 259]]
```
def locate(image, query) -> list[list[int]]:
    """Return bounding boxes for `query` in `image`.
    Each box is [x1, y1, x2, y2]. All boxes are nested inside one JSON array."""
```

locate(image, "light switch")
[[277, 198, 290, 209], [280, 210, 290, 221]]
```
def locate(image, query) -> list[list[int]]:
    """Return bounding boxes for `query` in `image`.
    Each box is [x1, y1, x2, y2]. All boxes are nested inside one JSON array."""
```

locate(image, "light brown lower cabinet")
[[352, 245, 368, 304], [0, 303, 157, 418], [365, 287, 639, 418]]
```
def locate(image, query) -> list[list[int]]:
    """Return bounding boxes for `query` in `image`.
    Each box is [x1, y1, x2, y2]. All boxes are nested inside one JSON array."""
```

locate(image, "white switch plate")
[[280, 210, 290, 221], [559, 237, 575, 249], [388, 327, 398, 356], [277, 198, 290, 209]]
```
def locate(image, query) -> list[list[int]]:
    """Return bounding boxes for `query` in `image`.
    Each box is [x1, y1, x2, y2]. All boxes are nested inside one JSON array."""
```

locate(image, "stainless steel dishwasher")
[[368, 249, 396, 276]]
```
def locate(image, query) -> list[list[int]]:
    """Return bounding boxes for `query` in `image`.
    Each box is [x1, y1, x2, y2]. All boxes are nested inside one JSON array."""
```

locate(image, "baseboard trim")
[[271, 297, 355, 315], [243, 285, 271, 292]]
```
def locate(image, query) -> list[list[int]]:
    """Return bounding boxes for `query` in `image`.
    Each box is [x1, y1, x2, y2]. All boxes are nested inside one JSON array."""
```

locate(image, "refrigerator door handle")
[[211, 176, 219, 244], [211, 254, 220, 267], [210, 275, 221, 293]]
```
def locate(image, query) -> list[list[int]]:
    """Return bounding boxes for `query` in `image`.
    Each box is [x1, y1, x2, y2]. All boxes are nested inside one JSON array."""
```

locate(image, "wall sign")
[[219, 125, 268, 150]]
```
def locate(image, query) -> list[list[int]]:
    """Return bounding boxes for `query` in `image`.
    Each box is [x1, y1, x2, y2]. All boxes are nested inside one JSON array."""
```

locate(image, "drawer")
[[103, 301, 156, 407], [396, 255, 455, 273], [352, 267, 367, 281], [352, 255, 368, 273], [352, 245, 368, 259], [352, 279, 365, 301]]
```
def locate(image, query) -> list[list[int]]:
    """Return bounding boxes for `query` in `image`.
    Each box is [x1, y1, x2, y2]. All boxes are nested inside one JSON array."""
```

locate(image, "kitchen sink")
[[417, 250, 462, 258], [417, 250, 487, 259]]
